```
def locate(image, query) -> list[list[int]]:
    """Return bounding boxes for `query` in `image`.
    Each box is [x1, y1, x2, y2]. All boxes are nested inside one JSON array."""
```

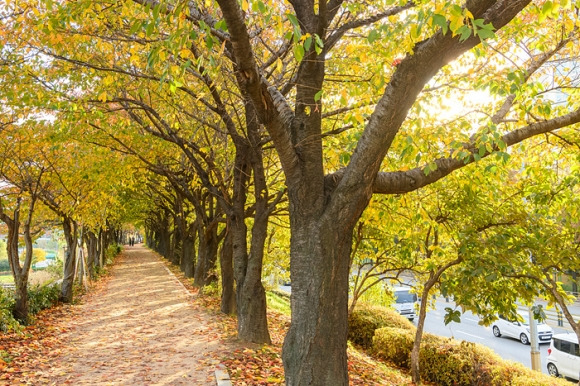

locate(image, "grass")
[[0, 275, 14, 284], [266, 291, 291, 315], [0, 271, 57, 285]]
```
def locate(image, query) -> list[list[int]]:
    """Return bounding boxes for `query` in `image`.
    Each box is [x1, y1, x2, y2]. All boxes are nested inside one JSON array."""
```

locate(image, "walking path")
[[42, 245, 228, 385]]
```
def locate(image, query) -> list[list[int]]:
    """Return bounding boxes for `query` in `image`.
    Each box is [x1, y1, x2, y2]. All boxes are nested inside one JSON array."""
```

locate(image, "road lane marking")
[[456, 330, 484, 339], [464, 317, 479, 323]]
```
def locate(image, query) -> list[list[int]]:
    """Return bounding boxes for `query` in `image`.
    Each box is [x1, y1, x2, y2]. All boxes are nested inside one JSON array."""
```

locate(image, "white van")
[[392, 287, 418, 321], [547, 333, 579, 381]]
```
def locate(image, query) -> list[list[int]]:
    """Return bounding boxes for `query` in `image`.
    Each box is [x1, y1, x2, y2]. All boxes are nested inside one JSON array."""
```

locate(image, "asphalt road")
[[421, 298, 575, 378]]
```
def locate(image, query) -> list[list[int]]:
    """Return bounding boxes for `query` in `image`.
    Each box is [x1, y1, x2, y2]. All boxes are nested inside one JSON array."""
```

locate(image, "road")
[[279, 285, 577, 381], [422, 297, 576, 378]]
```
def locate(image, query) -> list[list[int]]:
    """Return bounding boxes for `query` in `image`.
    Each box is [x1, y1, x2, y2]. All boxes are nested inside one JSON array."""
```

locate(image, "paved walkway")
[[43, 245, 224, 385]]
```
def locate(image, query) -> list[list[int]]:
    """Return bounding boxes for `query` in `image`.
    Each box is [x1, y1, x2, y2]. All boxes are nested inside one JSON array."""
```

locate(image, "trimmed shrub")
[[420, 339, 487, 385], [348, 303, 415, 348], [372, 327, 415, 367], [419, 336, 570, 386]]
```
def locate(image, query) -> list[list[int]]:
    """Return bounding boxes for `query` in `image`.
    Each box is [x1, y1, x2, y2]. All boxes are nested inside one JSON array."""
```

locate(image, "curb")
[[215, 364, 232, 386]]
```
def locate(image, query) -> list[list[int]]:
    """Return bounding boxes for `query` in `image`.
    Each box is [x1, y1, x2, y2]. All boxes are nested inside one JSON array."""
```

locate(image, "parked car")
[[547, 333, 580, 381], [391, 286, 418, 321], [491, 313, 553, 345]]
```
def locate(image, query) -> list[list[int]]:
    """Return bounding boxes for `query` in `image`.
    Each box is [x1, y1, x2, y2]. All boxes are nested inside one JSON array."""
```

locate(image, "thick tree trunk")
[[235, 211, 270, 343], [282, 211, 354, 386], [12, 278, 29, 323], [60, 217, 78, 303], [220, 228, 236, 314], [180, 231, 196, 278], [85, 231, 98, 279], [194, 223, 219, 287]]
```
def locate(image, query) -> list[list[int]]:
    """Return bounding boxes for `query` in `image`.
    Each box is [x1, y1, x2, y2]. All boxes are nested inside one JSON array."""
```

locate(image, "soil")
[[41, 245, 231, 385]]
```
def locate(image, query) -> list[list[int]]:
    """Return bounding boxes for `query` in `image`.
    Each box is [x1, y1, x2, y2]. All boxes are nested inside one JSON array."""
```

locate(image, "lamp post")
[[528, 306, 541, 371]]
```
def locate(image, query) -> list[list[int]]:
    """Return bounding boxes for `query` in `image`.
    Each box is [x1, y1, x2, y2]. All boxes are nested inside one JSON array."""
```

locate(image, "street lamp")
[[528, 306, 541, 371]]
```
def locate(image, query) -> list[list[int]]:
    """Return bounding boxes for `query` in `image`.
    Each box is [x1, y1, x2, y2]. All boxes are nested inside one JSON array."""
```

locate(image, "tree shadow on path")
[[41, 245, 229, 385]]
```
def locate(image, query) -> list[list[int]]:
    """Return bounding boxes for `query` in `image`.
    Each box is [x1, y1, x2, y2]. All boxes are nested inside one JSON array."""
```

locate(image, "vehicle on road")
[[392, 286, 418, 321], [491, 313, 553, 345], [547, 333, 579, 381]]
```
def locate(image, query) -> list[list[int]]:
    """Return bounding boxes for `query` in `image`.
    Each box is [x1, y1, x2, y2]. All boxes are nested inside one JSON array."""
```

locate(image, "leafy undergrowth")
[[163, 260, 413, 385]]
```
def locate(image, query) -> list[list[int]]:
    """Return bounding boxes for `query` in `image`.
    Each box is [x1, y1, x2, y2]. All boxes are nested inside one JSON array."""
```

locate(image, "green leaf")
[[368, 29, 380, 43], [457, 25, 472, 42], [293, 44, 304, 62], [432, 14, 448, 35], [130, 20, 142, 34], [287, 13, 299, 28], [214, 19, 228, 31], [205, 35, 214, 50], [476, 28, 495, 40], [304, 36, 312, 51], [314, 90, 323, 102], [145, 22, 155, 37], [444, 307, 461, 325], [314, 34, 324, 49]]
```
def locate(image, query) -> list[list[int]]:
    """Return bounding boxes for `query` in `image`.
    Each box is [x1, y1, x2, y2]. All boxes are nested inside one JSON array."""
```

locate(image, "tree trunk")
[[85, 230, 98, 279], [220, 227, 236, 314], [60, 217, 78, 303], [171, 226, 181, 265], [282, 212, 354, 386], [194, 223, 219, 287], [411, 287, 431, 383], [180, 230, 196, 278], [235, 209, 270, 343]]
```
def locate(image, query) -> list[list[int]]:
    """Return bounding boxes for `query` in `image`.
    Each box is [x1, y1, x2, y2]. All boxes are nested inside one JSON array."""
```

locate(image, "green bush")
[[418, 336, 569, 386], [0, 259, 10, 272], [0, 288, 20, 333], [105, 243, 122, 264], [348, 303, 414, 348], [28, 282, 60, 315]]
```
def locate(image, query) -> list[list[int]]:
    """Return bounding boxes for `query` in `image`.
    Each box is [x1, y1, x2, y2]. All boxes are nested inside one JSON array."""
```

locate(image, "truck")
[[392, 286, 418, 321]]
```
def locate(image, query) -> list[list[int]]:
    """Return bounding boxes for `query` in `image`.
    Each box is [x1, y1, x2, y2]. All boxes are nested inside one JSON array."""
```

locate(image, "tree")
[[212, 1, 580, 383], [3, 0, 580, 382], [0, 124, 46, 323]]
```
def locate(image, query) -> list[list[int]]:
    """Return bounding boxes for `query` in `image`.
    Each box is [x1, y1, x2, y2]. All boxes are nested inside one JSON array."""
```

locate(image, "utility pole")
[[528, 306, 541, 371]]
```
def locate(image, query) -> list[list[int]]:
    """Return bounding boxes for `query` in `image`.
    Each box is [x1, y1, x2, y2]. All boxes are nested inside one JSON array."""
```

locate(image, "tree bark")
[[411, 287, 431, 383], [194, 222, 219, 287], [180, 228, 196, 278], [220, 227, 236, 314], [60, 216, 78, 303], [85, 230, 98, 279], [283, 211, 354, 386]]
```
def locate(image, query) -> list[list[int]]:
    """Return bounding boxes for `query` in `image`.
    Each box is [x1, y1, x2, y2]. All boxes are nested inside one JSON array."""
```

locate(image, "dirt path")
[[43, 245, 226, 385]]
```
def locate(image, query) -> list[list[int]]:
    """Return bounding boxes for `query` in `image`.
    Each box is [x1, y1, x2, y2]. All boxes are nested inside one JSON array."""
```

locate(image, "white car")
[[547, 333, 580, 381], [392, 286, 418, 321], [491, 313, 553, 345]]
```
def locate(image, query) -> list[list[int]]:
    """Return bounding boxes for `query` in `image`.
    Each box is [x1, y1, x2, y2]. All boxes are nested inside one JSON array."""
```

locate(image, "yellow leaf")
[[98, 91, 108, 102]]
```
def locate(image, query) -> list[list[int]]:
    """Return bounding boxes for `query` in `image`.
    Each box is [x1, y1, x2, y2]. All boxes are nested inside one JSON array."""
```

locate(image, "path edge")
[[159, 256, 232, 386]]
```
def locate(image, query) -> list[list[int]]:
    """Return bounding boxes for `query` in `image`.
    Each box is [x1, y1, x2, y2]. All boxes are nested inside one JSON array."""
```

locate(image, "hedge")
[[371, 325, 570, 385], [347, 303, 415, 349]]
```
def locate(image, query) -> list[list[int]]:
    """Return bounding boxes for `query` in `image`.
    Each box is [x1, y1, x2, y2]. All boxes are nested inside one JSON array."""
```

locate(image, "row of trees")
[[1, 0, 579, 384], [0, 120, 135, 322]]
